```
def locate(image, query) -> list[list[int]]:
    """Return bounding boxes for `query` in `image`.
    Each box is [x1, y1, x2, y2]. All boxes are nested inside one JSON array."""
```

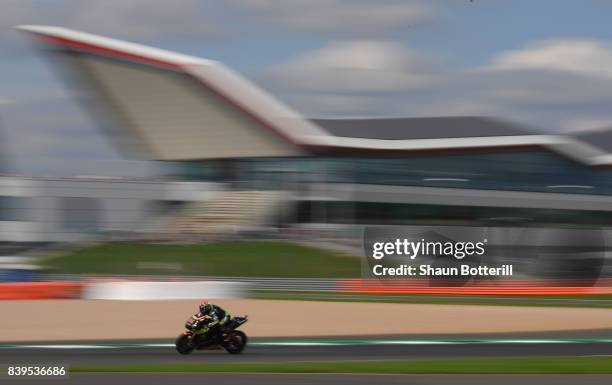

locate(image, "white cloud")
[[232, 0, 435, 33], [270, 39, 443, 93], [482, 39, 612, 80], [470, 39, 612, 112], [265, 36, 612, 133]]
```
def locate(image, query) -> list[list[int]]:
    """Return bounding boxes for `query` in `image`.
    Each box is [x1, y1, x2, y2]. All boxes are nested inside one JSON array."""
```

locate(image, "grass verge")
[[43, 241, 359, 278], [71, 356, 612, 374], [253, 291, 612, 308]]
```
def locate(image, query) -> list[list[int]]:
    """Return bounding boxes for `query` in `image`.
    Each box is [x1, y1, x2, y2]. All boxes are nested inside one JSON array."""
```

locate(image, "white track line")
[[3, 339, 612, 349]]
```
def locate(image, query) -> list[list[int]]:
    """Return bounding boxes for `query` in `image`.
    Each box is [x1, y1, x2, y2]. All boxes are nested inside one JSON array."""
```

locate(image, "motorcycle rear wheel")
[[223, 331, 247, 354]]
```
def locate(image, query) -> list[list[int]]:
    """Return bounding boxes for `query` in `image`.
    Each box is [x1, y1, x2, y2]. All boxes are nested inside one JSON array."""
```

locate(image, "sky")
[[4, 0, 612, 175]]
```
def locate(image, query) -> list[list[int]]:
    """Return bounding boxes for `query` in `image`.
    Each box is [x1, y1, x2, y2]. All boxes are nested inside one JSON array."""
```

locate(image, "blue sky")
[[3, 0, 612, 175]]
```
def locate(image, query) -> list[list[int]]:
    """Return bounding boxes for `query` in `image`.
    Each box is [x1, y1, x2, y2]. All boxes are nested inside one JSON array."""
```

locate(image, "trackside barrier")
[[81, 281, 248, 300], [22, 275, 612, 296], [0, 282, 83, 300], [339, 279, 612, 295]]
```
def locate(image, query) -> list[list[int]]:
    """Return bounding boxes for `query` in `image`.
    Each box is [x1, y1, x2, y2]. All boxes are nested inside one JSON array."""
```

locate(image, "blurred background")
[[2, 0, 612, 288]]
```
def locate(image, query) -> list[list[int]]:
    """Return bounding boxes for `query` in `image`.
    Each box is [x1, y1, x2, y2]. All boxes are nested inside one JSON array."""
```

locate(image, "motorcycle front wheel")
[[175, 334, 195, 355]]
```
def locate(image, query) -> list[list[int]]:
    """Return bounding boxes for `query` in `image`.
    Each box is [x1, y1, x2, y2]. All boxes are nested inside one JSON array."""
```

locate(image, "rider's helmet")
[[199, 301, 213, 315]]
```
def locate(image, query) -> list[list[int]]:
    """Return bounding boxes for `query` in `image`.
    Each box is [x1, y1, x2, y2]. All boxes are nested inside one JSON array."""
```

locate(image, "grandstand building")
[[15, 25, 612, 231]]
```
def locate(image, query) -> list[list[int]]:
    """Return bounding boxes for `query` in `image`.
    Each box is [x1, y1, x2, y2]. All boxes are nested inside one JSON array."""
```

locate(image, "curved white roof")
[[16, 25, 612, 166]]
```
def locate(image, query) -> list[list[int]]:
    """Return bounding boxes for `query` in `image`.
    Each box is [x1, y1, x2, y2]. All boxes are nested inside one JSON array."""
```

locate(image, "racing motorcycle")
[[175, 314, 248, 355]]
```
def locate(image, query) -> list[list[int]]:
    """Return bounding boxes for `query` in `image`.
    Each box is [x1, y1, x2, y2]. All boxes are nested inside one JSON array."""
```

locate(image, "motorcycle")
[[175, 314, 248, 355]]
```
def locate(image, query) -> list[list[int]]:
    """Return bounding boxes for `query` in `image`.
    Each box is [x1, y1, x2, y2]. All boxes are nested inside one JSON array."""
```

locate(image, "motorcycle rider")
[[191, 301, 230, 341]]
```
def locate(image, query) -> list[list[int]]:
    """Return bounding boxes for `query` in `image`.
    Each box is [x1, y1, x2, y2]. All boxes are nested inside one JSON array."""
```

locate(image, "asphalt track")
[[2, 339, 612, 384], [2, 341, 612, 365], [2, 326, 611, 385]]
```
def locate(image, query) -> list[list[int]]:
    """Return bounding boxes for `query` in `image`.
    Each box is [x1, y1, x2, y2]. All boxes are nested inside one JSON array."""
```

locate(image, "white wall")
[[0, 176, 220, 242], [82, 281, 248, 300]]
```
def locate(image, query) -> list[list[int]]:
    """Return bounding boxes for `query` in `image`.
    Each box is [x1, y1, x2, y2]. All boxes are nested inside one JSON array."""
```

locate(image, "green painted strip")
[[70, 356, 612, 374], [1, 337, 611, 349]]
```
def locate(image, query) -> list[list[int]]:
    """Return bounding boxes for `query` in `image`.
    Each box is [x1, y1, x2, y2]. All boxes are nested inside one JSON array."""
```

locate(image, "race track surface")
[[3, 338, 612, 385], [2, 341, 612, 365]]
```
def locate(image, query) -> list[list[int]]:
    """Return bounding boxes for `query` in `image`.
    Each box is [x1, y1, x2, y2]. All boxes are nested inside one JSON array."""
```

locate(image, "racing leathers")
[[190, 304, 230, 341]]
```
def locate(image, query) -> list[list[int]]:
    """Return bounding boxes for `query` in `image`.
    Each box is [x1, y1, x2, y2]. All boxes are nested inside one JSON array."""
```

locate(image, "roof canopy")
[[16, 25, 612, 166]]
